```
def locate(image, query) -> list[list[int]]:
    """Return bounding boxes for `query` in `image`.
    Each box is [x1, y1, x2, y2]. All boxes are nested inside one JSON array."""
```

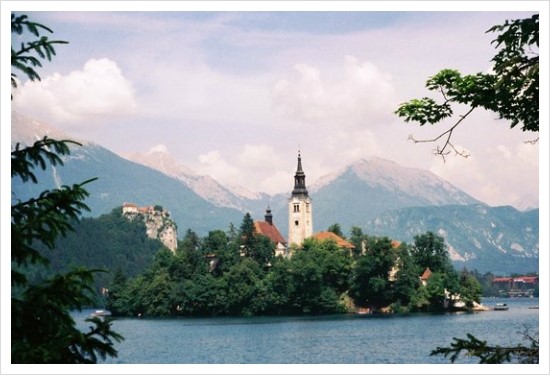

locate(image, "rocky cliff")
[[122, 204, 178, 252]]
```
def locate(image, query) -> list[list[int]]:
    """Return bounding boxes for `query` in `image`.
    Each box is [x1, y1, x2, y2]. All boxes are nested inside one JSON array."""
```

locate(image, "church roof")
[[254, 221, 287, 245], [312, 231, 355, 249]]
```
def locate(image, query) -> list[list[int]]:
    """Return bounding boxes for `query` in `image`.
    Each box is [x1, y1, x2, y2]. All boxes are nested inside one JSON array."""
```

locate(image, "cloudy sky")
[[5, 3, 546, 207]]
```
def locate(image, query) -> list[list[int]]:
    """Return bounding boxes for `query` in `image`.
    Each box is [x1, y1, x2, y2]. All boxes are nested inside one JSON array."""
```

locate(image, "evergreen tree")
[[11, 13, 122, 363]]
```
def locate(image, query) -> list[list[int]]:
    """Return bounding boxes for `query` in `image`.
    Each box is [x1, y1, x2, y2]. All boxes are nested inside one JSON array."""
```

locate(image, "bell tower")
[[288, 151, 313, 247]]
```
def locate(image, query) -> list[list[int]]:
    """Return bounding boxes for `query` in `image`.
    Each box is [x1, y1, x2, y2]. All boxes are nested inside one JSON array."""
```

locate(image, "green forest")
[[22, 208, 164, 293]]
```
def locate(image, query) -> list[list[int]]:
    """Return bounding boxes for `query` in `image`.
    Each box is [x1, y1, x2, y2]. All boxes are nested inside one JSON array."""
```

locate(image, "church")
[[253, 151, 353, 258]]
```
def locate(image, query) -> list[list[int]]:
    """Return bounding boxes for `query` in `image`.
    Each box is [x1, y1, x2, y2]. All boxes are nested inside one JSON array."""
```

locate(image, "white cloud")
[[12, 58, 136, 126], [147, 144, 169, 154], [238, 144, 282, 170], [196, 150, 241, 187], [271, 55, 396, 130], [430, 141, 539, 207], [135, 61, 272, 128], [195, 145, 290, 195]]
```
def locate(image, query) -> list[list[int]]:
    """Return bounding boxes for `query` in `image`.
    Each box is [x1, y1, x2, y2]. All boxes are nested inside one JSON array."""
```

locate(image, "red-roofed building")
[[254, 207, 288, 258], [122, 202, 139, 214], [420, 267, 432, 286], [311, 231, 355, 250], [492, 275, 538, 297]]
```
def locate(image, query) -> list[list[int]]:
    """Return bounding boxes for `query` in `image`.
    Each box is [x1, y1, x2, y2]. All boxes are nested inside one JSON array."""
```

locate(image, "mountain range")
[[11, 111, 539, 274]]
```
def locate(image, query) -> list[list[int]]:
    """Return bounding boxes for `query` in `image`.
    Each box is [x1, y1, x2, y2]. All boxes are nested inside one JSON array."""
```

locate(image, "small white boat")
[[493, 303, 509, 311], [90, 309, 112, 317]]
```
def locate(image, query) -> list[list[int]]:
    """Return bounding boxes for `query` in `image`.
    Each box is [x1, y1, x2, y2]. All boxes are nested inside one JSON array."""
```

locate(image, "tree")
[[349, 226, 365, 257], [224, 258, 265, 316], [458, 269, 483, 308], [174, 229, 206, 278], [263, 258, 295, 315], [11, 13, 122, 363], [239, 212, 256, 254], [11, 14, 68, 97], [202, 229, 235, 276], [410, 232, 453, 274], [391, 244, 420, 311], [327, 223, 344, 238], [395, 14, 539, 159], [349, 237, 396, 309], [238, 213, 275, 268]]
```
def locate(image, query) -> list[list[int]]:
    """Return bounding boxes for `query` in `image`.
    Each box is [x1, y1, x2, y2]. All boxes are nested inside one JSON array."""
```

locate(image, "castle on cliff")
[[122, 203, 178, 252]]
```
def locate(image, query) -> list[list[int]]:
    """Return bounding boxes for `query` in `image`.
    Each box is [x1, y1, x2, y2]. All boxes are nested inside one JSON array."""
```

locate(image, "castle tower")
[[288, 151, 313, 246]]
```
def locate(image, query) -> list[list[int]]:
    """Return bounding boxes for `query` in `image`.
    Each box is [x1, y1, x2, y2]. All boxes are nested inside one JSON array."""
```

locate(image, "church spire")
[[288, 150, 313, 248], [292, 151, 308, 197]]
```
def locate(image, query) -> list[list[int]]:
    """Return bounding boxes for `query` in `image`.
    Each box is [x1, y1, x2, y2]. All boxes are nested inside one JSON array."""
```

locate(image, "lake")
[[74, 298, 539, 365]]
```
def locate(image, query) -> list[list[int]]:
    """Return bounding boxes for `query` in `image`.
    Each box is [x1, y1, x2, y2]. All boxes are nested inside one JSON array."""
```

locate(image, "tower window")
[[293, 204, 300, 213], [295, 220, 299, 226]]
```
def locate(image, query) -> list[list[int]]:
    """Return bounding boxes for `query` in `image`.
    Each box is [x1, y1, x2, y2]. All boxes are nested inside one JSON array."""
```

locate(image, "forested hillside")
[[28, 208, 166, 292]]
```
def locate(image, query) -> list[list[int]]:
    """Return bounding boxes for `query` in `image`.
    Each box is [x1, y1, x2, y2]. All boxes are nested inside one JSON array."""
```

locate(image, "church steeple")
[[288, 151, 313, 248], [292, 151, 308, 197]]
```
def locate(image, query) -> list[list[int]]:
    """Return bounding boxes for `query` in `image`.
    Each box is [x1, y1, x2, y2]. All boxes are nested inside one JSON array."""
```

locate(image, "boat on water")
[[90, 309, 112, 317], [493, 303, 509, 311]]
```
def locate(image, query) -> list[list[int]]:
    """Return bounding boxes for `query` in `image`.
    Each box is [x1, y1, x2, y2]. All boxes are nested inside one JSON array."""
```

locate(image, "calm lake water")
[[75, 298, 539, 364]]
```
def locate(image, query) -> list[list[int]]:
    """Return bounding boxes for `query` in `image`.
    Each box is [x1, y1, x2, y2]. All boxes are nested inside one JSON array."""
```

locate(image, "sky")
[[4, 2, 547, 209]]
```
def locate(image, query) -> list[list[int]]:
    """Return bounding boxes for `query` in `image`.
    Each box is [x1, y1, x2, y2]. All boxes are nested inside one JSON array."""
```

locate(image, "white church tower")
[[288, 151, 313, 247]]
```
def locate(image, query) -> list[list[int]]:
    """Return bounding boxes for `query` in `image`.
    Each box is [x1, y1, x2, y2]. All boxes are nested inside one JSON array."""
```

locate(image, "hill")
[[28, 208, 166, 290], [363, 204, 539, 274], [306, 157, 482, 232]]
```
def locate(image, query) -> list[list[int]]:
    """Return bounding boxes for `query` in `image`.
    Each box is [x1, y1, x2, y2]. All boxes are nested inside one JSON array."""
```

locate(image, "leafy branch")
[[395, 14, 539, 159], [407, 106, 475, 161]]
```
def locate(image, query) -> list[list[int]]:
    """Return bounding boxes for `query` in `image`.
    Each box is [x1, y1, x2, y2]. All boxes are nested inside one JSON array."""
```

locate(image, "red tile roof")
[[312, 231, 355, 249], [420, 267, 432, 281], [254, 221, 287, 245]]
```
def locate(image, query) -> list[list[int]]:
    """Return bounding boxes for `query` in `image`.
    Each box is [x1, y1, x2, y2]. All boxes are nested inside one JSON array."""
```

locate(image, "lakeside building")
[[492, 276, 539, 297]]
